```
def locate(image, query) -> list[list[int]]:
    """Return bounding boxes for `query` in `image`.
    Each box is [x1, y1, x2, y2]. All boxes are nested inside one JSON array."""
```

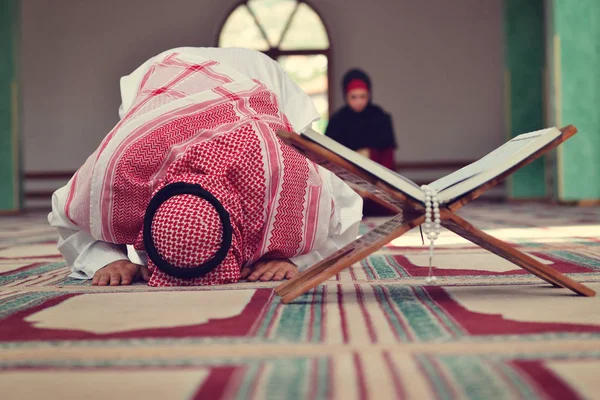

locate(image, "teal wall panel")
[[0, 0, 22, 211], [504, 0, 547, 199], [551, 0, 600, 201]]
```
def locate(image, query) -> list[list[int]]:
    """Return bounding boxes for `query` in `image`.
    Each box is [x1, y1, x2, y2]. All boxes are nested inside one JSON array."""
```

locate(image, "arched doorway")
[[218, 0, 331, 132]]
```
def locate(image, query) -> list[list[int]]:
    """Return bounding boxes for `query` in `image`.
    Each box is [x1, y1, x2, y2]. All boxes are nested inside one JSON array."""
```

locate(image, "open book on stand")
[[298, 126, 564, 206], [273, 124, 596, 303]]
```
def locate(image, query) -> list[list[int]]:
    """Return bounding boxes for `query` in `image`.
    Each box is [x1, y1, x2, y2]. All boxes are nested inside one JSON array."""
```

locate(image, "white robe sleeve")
[[47, 185, 129, 279], [289, 170, 363, 271]]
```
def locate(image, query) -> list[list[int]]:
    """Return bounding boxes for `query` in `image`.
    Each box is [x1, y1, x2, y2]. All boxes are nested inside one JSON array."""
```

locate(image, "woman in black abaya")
[[325, 68, 397, 170]]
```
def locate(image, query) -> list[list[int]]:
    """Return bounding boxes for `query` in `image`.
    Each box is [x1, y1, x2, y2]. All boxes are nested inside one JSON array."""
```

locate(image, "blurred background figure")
[[325, 69, 397, 170]]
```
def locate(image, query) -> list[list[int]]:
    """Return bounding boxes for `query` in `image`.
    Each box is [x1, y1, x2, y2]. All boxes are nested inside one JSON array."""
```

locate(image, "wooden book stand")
[[275, 125, 596, 303]]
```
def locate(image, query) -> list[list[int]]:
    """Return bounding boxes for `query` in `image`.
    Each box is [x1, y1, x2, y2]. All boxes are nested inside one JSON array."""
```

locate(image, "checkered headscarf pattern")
[[151, 194, 223, 269], [139, 183, 241, 287]]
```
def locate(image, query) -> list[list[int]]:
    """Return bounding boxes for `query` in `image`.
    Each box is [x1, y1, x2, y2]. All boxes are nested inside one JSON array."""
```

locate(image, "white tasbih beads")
[[421, 185, 441, 284]]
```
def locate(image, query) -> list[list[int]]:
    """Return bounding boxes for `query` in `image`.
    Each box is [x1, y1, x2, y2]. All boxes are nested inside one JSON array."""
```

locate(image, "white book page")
[[435, 127, 561, 203], [300, 127, 561, 206], [428, 131, 544, 192]]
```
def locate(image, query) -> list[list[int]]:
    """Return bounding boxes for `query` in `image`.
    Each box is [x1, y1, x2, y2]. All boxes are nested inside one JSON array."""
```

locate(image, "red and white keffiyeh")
[[62, 52, 333, 286]]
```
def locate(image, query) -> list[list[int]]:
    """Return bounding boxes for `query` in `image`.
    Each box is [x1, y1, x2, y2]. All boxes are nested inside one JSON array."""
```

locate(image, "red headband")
[[346, 79, 369, 93]]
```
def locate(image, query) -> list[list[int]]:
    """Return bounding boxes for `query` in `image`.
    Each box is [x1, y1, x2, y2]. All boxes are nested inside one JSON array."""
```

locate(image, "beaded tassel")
[[421, 185, 440, 284]]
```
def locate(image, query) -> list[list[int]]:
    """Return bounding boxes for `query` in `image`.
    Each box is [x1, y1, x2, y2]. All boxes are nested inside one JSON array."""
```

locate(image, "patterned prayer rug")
[[1, 202, 600, 399]]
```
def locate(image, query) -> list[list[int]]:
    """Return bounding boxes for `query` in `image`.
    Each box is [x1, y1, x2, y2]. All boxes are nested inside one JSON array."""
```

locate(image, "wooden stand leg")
[[275, 205, 595, 304], [441, 210, 596, 297], [275, 213, 425, 303]]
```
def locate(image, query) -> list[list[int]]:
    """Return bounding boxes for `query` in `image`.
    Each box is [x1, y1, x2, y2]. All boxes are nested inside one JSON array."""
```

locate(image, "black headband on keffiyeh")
[[143, 182, 233, 279]]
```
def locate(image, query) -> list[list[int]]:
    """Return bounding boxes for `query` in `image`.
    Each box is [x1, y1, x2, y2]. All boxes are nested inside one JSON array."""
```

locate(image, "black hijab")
[[325, 69, 396, 150]]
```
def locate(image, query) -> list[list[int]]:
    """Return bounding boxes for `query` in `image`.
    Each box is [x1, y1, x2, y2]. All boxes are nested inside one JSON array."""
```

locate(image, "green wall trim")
[[504, 0, 547, 199], [552, 0, 600, 201], [0, 0, 22, 211]]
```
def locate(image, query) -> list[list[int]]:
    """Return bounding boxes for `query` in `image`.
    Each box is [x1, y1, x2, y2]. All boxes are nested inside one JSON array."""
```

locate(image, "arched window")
[[218, 0, 331, 132]]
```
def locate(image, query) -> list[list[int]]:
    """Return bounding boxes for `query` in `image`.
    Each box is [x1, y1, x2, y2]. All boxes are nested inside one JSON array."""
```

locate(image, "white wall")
[[22, 0, 505, 173], [318, 0, 505, 163]]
